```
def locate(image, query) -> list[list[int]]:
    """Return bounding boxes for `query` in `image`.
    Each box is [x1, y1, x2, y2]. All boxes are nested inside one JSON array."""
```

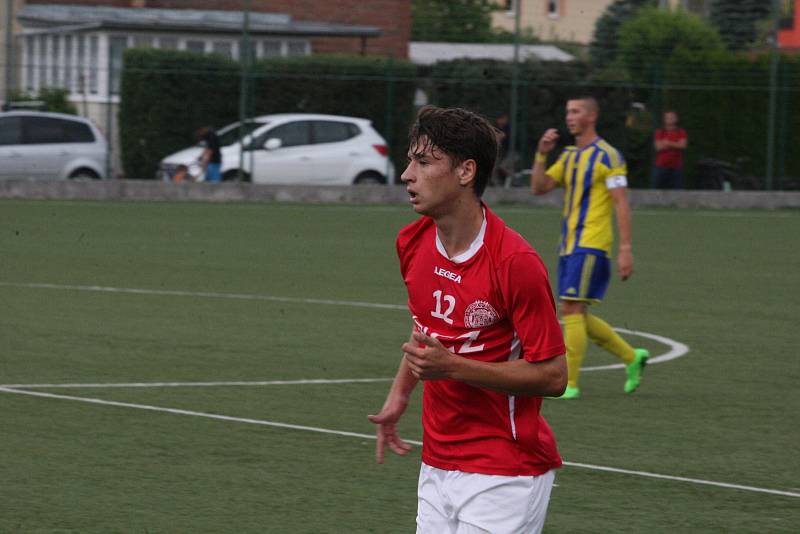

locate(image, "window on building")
[[77, 35, 86, 93], [89, 35, 99, 94], [262, 40, 282, 57], [38, 35, 47, 89], [504, 0, 516, 13], [109, 36, 127, 95], [64, 35, 73, 91], [158, 36, 178, 50], [185, 40, 206, 54], [25, 36, 34, 91], [133, 35, 153, 49], [547, 0, 560, 19], [51, 36, 60, 87], [287, 41, 308, 57], [212, 41, 233, 59]]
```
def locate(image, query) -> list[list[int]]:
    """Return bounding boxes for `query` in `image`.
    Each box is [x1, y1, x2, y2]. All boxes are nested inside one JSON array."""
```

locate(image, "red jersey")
[[396, 205, 565, 476], [655, 128, 687, 169]]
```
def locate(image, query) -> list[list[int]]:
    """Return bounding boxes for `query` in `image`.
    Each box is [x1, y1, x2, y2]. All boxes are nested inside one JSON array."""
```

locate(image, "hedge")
[[120, 49, 799, 189], [119, 50, 416, 181], [661, 52, 800, 189]]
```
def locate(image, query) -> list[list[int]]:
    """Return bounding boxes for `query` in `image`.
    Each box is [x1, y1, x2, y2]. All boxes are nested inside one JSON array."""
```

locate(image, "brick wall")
[[28, 0, 411, 57]]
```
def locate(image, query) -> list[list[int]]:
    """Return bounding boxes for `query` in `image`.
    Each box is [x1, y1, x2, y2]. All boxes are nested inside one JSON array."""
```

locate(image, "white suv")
[[158, 113, 395, 185], [0, 111, 108, 179]]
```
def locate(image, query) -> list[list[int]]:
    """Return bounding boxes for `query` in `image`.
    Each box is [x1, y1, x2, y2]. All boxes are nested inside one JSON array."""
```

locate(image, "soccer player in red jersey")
[[368, 106, 567, 533]]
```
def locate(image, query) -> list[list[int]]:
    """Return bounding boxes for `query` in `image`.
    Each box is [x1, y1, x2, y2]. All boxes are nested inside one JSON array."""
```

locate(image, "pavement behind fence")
[[1, 179, 799, 210]]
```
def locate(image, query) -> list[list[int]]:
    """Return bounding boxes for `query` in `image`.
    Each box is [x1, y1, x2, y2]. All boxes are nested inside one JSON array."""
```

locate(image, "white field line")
[[1, 386, 797, 500], [0, 378, 393, 389], [0, 282, 407, 311]]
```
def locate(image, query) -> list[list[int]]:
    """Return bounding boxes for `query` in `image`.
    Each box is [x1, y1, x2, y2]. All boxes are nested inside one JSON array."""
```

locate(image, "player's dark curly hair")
[[408, 106, 499, 197]]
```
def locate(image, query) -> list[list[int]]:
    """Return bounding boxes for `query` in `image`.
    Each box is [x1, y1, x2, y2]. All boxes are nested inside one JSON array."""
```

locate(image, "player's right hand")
[[538, 128, 559, 154], [367, 404, 412, 464]]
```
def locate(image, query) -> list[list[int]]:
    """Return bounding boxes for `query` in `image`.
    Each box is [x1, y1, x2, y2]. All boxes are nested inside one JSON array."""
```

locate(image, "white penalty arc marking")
[[1, 386, 797, 500], [581, 327, 689, 372], [0, 282, 690, 372]]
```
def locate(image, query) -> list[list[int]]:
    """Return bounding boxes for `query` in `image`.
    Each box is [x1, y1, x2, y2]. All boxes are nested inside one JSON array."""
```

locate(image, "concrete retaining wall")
[[1, 179, 799, 210]]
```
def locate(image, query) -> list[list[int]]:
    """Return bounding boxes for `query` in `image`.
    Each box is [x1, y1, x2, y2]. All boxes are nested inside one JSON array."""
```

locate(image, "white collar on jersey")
[[435, 208, 487, 264]]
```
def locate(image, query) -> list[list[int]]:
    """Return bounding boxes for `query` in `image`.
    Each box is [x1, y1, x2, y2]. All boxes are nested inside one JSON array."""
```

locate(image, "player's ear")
[[458, 159, 477, 187]]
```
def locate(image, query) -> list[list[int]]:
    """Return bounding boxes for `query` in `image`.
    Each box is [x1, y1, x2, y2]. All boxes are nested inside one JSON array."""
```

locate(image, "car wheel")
[[223, 170, 250, 182], [354, 171, 385, 185], [69, 169, 101, 180]]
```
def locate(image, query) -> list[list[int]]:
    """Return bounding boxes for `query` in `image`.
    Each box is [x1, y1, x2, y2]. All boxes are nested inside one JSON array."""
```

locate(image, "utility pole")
[[4, 0, 15, 103], [765, 0, 780, 190], [508, 0, 521, 187], [237, 0, 251, 182]]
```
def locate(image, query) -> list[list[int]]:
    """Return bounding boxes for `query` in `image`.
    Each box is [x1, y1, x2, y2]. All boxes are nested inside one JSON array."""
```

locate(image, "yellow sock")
[[586, 314, 635, 364], [563, 314, 588, 389]]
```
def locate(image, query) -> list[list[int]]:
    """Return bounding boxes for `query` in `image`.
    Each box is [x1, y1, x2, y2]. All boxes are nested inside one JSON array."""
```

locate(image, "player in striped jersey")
[[530, 96, 650, 399]]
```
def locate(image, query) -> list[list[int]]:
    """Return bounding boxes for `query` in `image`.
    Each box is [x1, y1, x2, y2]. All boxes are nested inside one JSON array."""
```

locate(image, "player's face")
[[565, 100, 596, 136], [401, 140, 464, 217], [664, 112, 678, 128]]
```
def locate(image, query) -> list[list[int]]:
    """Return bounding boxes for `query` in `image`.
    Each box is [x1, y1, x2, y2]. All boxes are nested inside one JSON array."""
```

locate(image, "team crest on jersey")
[[464, 300, 499, 328]]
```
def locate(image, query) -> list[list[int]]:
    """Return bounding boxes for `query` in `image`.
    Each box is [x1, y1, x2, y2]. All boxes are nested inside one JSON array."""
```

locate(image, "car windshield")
[[216, 120, 268, 146]]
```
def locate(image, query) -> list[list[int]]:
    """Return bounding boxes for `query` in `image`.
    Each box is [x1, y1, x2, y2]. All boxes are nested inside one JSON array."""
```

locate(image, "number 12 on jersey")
[[431, 290, 456, 324]]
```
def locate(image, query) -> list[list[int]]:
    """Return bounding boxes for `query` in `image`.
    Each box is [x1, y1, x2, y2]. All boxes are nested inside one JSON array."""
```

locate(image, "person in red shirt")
[[368, 106, 567, 533], [653, 110, 688, 189]]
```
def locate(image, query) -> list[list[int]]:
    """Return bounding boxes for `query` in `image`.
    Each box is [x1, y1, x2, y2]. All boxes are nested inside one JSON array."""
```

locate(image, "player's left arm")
[[610, 186, 633, 281], [403, 333, 566, 397]]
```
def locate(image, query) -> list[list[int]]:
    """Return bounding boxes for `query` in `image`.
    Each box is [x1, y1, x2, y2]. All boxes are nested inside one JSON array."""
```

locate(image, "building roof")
[[17, 4, 382, 38], [409, 42, 574, 65]]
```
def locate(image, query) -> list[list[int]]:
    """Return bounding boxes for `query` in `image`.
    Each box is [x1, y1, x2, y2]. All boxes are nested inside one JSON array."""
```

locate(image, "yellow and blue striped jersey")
[[546, 138, 626, 256]]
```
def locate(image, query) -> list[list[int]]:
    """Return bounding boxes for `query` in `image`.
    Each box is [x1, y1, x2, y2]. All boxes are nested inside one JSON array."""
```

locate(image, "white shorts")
[[416, 463, 556, 534]]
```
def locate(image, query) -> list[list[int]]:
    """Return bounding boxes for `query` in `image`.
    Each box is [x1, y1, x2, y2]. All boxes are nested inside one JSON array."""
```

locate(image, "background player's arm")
[[610, 187, 633, 281], [531, 128, 559, 195], [403, 332, 566, 397], [367, 329, 419, 463]]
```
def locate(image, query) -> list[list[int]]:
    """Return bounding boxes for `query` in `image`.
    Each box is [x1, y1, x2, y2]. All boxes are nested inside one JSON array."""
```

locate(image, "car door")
[[0, 116, 25, 178], [19, 115, 72, 179], [307, 120, 361, 184], [246, 120, 315, 184], [59, 118, 103, 175]]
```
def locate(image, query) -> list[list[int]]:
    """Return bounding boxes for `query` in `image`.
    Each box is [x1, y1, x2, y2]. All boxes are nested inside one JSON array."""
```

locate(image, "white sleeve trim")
[[605, 175, 628, 189]]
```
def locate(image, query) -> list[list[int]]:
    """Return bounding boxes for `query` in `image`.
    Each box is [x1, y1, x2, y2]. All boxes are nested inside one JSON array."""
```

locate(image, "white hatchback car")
[[157, 113, 395, 185], [0, 111, 108, 179]]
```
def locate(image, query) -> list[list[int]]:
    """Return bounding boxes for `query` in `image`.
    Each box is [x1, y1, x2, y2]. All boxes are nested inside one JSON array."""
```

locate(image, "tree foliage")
[[8, 87, 77, 114], [590, 0, 656, 69], [412, 0, 498, 42], [709, 0, 772, 51], [617, 7, 726, 84]]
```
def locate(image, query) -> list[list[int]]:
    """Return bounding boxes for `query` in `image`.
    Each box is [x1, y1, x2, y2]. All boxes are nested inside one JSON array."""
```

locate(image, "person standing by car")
[[195, 126, 222, 182]]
